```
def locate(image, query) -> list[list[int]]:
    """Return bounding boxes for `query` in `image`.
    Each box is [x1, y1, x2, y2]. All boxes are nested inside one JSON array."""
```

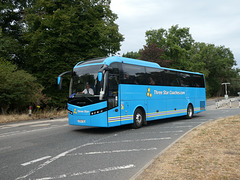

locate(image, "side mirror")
[[57, 71, 72, 91], [57, 76, 63, 90], [98, 72, 103, 82]]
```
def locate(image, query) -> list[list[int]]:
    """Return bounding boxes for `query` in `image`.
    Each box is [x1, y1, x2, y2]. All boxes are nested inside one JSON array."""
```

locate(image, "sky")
[[110, 0, 240, 68]]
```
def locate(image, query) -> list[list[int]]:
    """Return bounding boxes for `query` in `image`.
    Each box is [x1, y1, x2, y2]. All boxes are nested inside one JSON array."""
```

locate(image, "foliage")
[[229, 70, 240, 95], [125, 25, 240, 97], [0, 0, 35, 67], [0, 58, 46, 113], [1, 0, 124, 109], [145, 25, 194, 70], [1, 0, 239, 114], [139, 43, 172, 67], [189, 42, 238, 96], [122, 51, 140, 59], [0, 28, 23, 65], [22, 0, 124, 106]]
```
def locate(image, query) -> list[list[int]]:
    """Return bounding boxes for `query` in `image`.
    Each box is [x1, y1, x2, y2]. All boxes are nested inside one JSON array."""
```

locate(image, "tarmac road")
[[0, 106, 239, 180]]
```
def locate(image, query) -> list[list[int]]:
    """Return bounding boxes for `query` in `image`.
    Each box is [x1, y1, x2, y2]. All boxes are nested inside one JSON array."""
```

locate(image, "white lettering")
[[153, 90, 185, 96], [163, 90, 169, 95], [77, 110, 89, 113], [154, 90, 163, 95]]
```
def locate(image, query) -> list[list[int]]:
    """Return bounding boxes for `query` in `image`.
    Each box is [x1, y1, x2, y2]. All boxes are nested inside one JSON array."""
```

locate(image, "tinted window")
[[109, 63, 120, 93], [146, 67, 164, 85], [108, 63, 121, 109], [191, 74, 205, 87], [165, 71, 205, 88], [79, 58, 106, 66], [179, 73, 192, 87], [120, 63, 205, 88], [122, 64, 145, 84], [165, 70, 180, 86]]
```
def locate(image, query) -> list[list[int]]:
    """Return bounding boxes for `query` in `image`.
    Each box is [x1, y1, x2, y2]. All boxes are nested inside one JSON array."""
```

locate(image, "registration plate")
[[78, 120, 85, 123]]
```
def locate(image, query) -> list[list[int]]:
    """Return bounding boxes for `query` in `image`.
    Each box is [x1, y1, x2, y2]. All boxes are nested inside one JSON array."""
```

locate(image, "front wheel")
[[186, 104, 194, 119], [132, 108, 144, 129]]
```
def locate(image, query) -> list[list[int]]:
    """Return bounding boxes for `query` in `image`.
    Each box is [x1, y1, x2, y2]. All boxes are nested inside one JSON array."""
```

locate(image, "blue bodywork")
[[67, 56, 206, 127]]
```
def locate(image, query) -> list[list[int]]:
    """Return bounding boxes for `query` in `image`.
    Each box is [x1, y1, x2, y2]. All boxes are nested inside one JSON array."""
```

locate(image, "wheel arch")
[[186, 103, 194, 119], [134, 106, 147, 125], [187, 103, 194, 114]]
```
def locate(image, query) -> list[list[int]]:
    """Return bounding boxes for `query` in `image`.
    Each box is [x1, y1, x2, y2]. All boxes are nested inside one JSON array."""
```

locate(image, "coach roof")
[[74, 56, 161, 69]]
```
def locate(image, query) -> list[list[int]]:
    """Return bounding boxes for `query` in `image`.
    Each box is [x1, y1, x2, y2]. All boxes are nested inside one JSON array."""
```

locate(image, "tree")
[[23, 0, 124, 106], [122, 51, 140, 59], [143, 25, 239, 97], [145, 25, 194, 69], [139, 43, 172, 67], [188, 42, 209, 75], [0, 58, 45, 113], [0, 0, 35, 67], [229, 70, 240, 96], [188, 42, 238, 97], [0, 28, 23, 64]]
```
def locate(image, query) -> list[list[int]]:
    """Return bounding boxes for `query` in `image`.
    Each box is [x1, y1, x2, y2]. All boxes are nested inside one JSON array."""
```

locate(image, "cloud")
[[111, 0, 240, 67]]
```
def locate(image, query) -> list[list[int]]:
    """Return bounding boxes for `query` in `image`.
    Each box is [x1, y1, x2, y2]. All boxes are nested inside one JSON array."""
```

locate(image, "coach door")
[[107, 63, 121, 127]]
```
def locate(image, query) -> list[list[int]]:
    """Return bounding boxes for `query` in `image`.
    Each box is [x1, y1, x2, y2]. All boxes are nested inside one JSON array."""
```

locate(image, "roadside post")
[[29, 106, 32, 117], [216, 100, 219, 109], [222, 83, 230, 106]]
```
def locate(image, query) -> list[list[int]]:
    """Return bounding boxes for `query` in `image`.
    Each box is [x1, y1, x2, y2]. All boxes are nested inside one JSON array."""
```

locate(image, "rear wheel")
[[132, 108, 144, 129], [186, 104, 194, 119]]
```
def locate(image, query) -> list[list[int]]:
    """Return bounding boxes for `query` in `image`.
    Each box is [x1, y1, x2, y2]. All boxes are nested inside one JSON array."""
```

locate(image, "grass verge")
[[0, 109, 68, 124], [135, 115, 240, 180]]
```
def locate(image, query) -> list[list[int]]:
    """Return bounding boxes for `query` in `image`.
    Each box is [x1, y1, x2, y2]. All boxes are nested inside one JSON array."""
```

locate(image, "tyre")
[[186, 104, 194, 119], [132, 108, 144, 129]]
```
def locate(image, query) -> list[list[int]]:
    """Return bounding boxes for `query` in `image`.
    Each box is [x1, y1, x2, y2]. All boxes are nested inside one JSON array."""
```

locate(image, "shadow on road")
[[71, 114, 204, 135], [145, 115, 203, 127]]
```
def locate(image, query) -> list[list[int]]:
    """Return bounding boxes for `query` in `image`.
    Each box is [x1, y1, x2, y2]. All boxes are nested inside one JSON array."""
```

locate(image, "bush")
[[0, 58, 47, 113]]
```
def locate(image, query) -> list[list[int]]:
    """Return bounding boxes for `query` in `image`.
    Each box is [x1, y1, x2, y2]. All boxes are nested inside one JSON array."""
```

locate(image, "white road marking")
[[67, 147, 157, 156], [16, 135, 169, 180], [0, 146, 11, 151], [0, 118, 67, 129], [30, 124, 51, 127], [16, 138, 105, 179], [0, 125, 68, 138], [135, 130, 184, 134], [174, 121, 207, 124], [0, 165, 8, 171], [161, 125, 193, 128], [0, 126, 11, 129], [34, 164, 135, 180], [21, 156, 52, 166], [94, 137, 171, 145], [0, 131, 21, 137]]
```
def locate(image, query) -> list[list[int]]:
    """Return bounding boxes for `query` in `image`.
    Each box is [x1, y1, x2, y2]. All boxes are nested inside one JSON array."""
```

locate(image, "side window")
[[192, 74, 205, 87], [165, 70, 180, 86], [146, 67, 164, 85], [122, 64, 145, 85], [179, 73, 191, 87], [109, 63, 120, 94], [108, 63, 121, 109], [178, 73, 205, 87], [199, 75, 205, 87]]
